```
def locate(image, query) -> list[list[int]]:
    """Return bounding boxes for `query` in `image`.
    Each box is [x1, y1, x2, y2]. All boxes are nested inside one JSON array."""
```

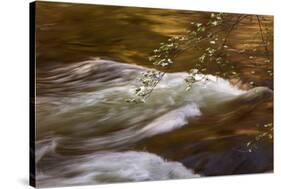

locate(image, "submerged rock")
[[181, 140, 273, 176]]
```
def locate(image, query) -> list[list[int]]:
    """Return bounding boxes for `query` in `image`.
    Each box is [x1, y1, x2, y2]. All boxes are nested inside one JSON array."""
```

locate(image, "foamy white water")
[[35, 59, 272, 187], [37, 151, 199, 187]]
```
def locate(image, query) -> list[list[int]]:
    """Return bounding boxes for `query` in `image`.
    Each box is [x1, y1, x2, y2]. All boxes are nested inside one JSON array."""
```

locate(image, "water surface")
[[34, 2, 273, 187]]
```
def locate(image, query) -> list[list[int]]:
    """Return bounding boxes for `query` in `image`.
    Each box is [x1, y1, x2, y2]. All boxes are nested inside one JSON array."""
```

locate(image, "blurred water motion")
[[35, 2, 273, 187]]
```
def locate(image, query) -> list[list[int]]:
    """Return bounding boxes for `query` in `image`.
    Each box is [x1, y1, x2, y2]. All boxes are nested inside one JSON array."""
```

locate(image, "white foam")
[[36, 61, 273, 150], [36, 59, 267, 151], [37, 151, 199, 187], [140, 103, 201, 136], [35, 59, 272, 187]]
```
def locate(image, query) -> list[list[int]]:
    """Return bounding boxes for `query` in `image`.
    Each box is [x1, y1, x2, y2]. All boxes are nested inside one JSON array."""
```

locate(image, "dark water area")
[[34, 2, 273, 187]]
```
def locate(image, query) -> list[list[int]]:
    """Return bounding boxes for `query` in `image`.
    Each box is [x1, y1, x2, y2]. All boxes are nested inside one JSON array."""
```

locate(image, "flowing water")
[[34, 2, 273, 187]]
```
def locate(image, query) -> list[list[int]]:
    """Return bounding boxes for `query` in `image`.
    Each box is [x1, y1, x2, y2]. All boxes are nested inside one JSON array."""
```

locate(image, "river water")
[[34, 2, 273, 187]]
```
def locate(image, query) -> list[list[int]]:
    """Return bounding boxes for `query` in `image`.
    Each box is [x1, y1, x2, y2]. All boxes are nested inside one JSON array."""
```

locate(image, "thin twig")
[[221, 15, 247, 48], [256, 15, 271, 63]]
